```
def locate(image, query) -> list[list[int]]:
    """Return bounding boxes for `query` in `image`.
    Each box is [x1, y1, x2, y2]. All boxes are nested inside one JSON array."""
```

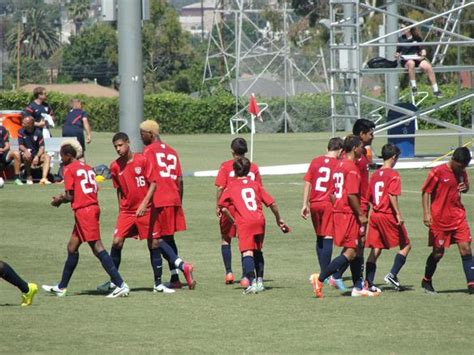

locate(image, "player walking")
[[0, 261, 37, 306]]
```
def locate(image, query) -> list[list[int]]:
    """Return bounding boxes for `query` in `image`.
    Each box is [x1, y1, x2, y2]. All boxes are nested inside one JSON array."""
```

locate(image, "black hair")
[[352, 118, 375, 136], [233, 157, 251, 177], [381, 143, 401, 161], [112, 132, 129, 143], [328, 137, 344, 151], [343, 135, 362, 153], [231, 138, 248, 156], [452, 147, 472, 167], [60, 144, 77, 158]]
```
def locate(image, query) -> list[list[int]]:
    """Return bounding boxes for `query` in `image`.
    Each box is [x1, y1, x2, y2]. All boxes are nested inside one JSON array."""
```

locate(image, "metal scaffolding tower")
[[203, 0, 329, 134]]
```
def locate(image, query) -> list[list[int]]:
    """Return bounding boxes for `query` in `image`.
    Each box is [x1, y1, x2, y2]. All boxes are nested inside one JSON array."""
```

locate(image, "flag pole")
[[250, 113, 255, 162]]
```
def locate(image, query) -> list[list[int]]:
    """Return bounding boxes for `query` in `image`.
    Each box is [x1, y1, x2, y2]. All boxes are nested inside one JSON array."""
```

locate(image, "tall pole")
[[16, 22, 20, 90], [386, 2, 399, 109], [117, 0, 143, 151]]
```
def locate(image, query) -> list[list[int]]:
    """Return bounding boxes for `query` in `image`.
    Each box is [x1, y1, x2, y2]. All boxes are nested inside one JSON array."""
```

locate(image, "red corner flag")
[[248, 93, 262, 121]]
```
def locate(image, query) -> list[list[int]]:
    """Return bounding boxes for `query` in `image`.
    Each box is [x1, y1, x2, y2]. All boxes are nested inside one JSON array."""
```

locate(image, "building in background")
[[179, 0, 214, 37]]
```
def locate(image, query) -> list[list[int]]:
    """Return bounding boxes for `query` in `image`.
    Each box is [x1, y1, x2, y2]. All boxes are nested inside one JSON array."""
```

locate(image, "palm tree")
[[67, 0, 90, 35], [6, 8, 60, 60]]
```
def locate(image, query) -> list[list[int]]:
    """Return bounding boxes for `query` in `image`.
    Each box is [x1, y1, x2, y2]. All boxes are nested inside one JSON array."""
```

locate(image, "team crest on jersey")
[[324, 158, 329, 163], [135, 167, 142, 175], [33, 136, 38, 141]]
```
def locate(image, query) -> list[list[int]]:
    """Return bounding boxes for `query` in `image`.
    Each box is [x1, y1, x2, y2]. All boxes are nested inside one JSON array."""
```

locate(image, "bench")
[[9, 137, 78, 167]]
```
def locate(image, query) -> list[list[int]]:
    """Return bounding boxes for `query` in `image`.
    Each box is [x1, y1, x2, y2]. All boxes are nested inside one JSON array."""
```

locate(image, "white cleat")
[[153, 284, 176, 294], [256, 278, 265, 292], [351, 287, 380, 297], [243, 281, 258, 295], [42, 284, 67, 297], [106, 283, 130, 298], [367, 285, 382, 294], [97, 281, 116, 292]]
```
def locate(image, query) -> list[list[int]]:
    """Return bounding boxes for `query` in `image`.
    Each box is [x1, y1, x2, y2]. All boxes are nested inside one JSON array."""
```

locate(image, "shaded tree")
[[67, 0, 90, 34]]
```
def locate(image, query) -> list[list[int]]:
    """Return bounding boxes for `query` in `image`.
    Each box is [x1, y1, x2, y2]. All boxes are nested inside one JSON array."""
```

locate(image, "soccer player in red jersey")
[[96, 132, 174, 294], [42, 144, 130, 298], [215, 137, 262, 285], [365, 143, 411, 291], [0, 261, 37, 306], [421, 147, 473, 295], [218, 157, 288, 294], [140, 120, 195, 290], [301, 137, 343, 277], [310, 135, 378, 298]]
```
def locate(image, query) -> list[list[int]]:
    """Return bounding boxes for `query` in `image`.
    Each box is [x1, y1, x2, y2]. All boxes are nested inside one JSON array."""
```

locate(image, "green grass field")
[[1, 131, 473, 353]]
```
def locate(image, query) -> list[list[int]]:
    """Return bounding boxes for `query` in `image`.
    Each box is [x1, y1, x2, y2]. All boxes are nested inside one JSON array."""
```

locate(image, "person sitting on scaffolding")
[[395, 21, 443, 99]]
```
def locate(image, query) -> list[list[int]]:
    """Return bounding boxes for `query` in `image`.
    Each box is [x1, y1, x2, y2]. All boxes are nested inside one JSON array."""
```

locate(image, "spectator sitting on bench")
[[395, 21, 443, 98], [18, 116, 51, 185], [0, 125, 23, 185]]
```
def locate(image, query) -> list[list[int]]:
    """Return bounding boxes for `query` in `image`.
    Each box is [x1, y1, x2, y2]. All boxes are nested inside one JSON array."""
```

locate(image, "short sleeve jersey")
[[144, 141, 183, 207], [303, 155, 338, 204], [110, 153, 149, 212], [24, 101, 54, 123], [63, 160, 99, 210], [368, 167, 401, 214], [356, 152, 370, 211], [0, 126, 10, 149], [218, 178, 274, 226], [421, 163, 468, 230], [332, 159, 361, 214], [18, 128, 44, 155], [215, 159, 262, 188], [63, 109, 87, 132]]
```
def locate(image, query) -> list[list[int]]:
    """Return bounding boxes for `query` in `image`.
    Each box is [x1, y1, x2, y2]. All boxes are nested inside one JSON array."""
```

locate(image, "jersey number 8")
[[241, 188, 257, 211]]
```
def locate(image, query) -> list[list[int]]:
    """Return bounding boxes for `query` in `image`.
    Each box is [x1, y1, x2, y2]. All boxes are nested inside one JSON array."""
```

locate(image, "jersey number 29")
[[77, 169, 97, 194]]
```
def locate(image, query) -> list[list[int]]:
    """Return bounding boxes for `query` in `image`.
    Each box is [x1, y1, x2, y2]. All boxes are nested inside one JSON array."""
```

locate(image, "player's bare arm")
[[136, 182, 156, 217], [216, 186, 224, 217], [421, 191, 432, 227], [300, 181, 311, 219], [83, 117, 92, 144], [178, 176, 184, 202], [269, 202, 289, 232], [19, 144, 31, 160], [458, 181, 469, 193], [34, 119, 46, 129], [348, 194, 367, 224], [220, 207, 234, 223], [51, 191, 73, 207], [388, 194, 404, 225]]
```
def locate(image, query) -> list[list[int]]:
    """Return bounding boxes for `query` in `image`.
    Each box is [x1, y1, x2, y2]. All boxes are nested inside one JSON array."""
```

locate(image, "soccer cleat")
[[309, 273, 323, 299], [21, 283, 38, 307], [468, 283, 474, 295], [433, 91, 443, 99], [183, 263, 196, 290], [328, 276, 347, 291], [153, 284, 175, 294], [351, 287, 380, 297], [168, 280, 183, 289], [256, 277, 265, 292], [39, 178, 51, 185], [240, 277, 250, 288], [243, 282, 258, 295], [421, 279, 437, 295], [411, 86, 418, 96], [14, 178, 23, 186], [26, 179, 34, 185], [366, 285, 382, 294], [384, 273, 401, 290], [96, 281, 116, 292], [106, 283, 130, 298], [42, 284, 67, 297], [225, 272, 235, 285]]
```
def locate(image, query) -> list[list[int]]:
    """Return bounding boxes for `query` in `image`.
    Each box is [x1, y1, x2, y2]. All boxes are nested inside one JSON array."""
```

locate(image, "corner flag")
[[248, 93, 262, 121]]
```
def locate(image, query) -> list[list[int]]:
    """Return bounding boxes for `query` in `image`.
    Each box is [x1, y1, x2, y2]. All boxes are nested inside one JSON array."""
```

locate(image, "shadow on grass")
[[437, 289, 470, 294], [0, 303, 19, 307]]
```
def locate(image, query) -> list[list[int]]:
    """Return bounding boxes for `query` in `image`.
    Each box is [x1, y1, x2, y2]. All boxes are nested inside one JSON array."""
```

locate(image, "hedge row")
[[0, 84, 471, 134]]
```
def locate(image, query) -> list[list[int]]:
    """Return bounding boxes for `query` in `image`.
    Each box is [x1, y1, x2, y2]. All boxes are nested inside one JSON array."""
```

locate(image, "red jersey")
[[215, 159, 262, 188], [110, 153, 149, 212], [63, 160, 98, 210], [218, 178, 274, 226], [332, 158, 361, 214], [368, 167, 401, 214], [356, 151, 370, 211], [144, 141, 183, 208], [421, 163, 469, 231], [304, 155, 339, 203]]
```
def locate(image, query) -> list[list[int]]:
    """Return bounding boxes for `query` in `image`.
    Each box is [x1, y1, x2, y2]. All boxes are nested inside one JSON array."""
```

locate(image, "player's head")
[[451, 147, 471, 173], [343, 134, 362, 159], [327, 137, 344, 157], [33, 86, 47, 100], [60, 144, 77, 165], [22, 115, 35, 131], [61, 138, 83, 159], [70, 98, 82, 110], [231, 138, 248, 157], [233, 157, 251, 177], [381, 143, 401, 167], [112, 132, 130, 157], [139, 120, 160, 146], [352, 118, 375, 146]]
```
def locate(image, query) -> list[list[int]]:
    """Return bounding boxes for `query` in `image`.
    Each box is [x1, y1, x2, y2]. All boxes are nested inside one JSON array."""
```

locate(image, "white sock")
[[174, 258, 183, 268], [432, 84, 439, 92], [410, 80, 417, 88]]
